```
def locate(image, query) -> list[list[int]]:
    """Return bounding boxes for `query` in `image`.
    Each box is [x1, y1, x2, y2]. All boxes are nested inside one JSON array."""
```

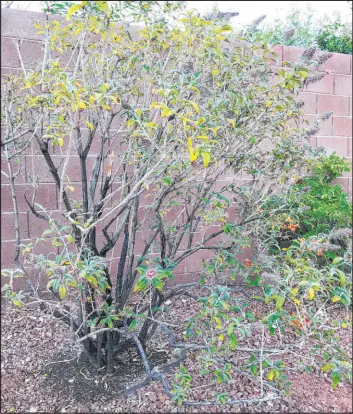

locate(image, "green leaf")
[[42, 228, 54, 237], [276, 295, 285, 310], [336, 269, 346, 286], [250, 363, 257, 376], [129, 319, 137, 331], [331, 369, 341, 390], [229, 332, 237, 350], [152, 278, 164, 291], [162, 177, 172, 186], [332, 257, 343, 265]]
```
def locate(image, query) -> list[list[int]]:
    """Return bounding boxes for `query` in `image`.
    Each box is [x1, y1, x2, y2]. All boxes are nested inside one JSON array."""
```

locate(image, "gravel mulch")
[[1, 290, 352, 413]]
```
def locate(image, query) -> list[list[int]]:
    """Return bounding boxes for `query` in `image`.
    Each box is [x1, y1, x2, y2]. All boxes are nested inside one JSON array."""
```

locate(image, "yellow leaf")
[[74, 25, 83, 36], [101, 83, 109, 93], [308, 287, 315, 301], [25, 82, 31, 88], [135, 108, 142, 117], [196, 117, 206, 126], [106, 95, 118, 104], [66, 234, 75, 243], [68, 186, 75, 193], [78, 101, 86, 109], [89, 96, 95, 104], [161, 108, 174, 118], [227, 119, 235, 128], [201, 151, 211, 168], [266, 100, 273, 108], [96, 1, 111, 17], [214, 316, 222, 327], [188, 100, 199, 114], [332, 296, 341, 303], [189, 147, 198, 162], [218, 333, 224, 341], [58, 137, 64, 147], [150, 102, 162, 109], [127, 119, 135, 128], [59, 286, 66, 299], [267, 370, 275, 381], [87, 121, 94, 131], [211, 69, 219, 76], [66, 4, 83, 20], [212, 126, 221, 136], [215, 25, 233, 34]]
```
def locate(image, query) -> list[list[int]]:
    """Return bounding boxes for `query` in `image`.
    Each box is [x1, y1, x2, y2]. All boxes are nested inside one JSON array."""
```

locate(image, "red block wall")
[[1, 10, 352, 286]]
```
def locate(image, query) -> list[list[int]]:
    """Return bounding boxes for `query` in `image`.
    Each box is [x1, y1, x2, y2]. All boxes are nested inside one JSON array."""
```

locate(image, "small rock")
[[149, 394, 157, 402]]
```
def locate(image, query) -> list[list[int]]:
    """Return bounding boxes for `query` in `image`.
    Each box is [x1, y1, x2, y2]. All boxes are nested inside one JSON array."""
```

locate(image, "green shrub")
[[263, 153, 352, 245], [242, 7, 352, 55], [291, 153, 352, 237], [316, 21, 352, 55]]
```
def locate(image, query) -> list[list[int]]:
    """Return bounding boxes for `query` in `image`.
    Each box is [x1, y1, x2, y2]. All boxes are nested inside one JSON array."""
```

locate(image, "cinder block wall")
[[1, 9, 352, 284]]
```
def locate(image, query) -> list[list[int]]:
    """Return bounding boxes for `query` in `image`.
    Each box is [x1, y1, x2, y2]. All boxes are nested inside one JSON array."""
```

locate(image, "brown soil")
[[1, 291, 352, 413]]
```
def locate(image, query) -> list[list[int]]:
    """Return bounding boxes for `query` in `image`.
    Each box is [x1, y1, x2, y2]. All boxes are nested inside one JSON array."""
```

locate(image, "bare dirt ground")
[[1, 290, 352, 413]]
